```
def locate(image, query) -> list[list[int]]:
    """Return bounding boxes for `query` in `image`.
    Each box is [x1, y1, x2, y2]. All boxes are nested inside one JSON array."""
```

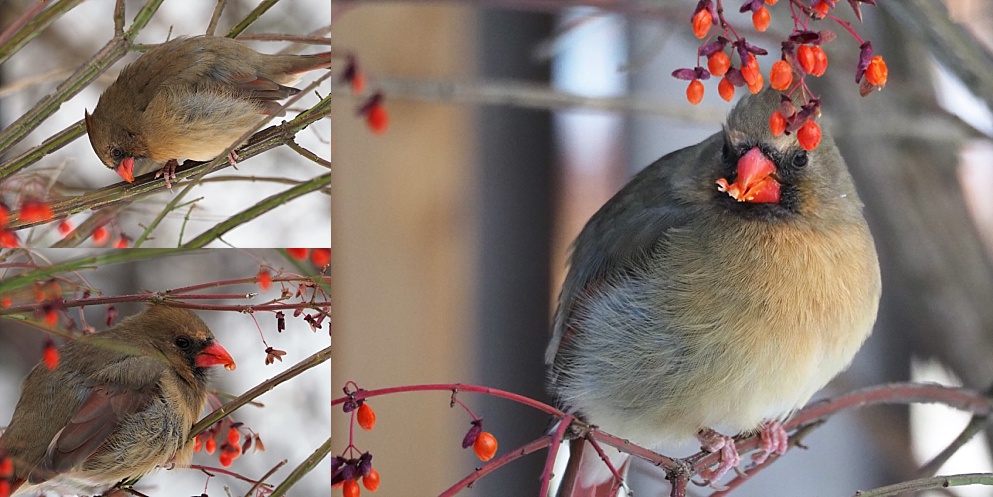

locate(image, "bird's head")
[[115, 306, 237, 384], [84, 108, 150, 183], [713, 88, 859, 220]]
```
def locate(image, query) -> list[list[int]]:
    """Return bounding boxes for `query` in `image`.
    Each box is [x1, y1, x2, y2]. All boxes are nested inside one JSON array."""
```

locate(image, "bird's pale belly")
[[566, 219, 880, 446]]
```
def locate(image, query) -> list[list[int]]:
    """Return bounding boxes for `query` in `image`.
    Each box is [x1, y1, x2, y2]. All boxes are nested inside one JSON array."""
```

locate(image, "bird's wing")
[[224, 71, 301, 102], [30, 356, 168, 482], [546, 133, 720, 368]]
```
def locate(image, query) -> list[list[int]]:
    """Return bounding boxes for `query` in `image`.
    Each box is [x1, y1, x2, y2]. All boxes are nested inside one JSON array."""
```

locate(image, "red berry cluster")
[[341, 55, 389, 134], [30, 279, 64, 327], [336, 391, 380, 496], [331, 453, 380, 496], [0, 199, 53, 247], [284, 247, 331, 268], [0, 451, 13, 497], [0, 198, 132, 248], [674, 0, 888, 150], [193, 420, 263, 468]]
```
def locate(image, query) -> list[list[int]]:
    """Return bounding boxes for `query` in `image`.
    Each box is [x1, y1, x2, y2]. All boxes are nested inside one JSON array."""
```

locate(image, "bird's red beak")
[[716, 147, 781, 203], [196, 342, 237, 371], [116, 156, 135, 183]]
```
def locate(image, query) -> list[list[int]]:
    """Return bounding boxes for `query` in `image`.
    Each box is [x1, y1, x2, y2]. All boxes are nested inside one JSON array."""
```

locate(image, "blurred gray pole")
[[474, 9, 556, 496]]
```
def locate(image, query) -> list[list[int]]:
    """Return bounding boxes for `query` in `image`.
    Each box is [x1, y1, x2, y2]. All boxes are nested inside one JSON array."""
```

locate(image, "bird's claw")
[[751, 420, 789, 465], [155, 159, 179, 190], [228, 150, 239, 169], [697, 428, 740, 486]]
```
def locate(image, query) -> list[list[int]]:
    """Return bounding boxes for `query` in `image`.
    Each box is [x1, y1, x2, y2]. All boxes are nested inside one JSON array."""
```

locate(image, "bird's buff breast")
[[144, 90, 263, 162], [568, 217, 880, 446]]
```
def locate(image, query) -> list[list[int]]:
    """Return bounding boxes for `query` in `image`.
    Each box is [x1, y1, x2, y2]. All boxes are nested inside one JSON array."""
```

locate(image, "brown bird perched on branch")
[[546, 88, 880, 494], [0, 305, 236, 496], [85, 35, 333, 187]]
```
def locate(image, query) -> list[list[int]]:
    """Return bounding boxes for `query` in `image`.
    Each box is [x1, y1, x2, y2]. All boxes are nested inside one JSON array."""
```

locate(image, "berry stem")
[[451, 390, 481, 421], [714, 0, 741, 43]]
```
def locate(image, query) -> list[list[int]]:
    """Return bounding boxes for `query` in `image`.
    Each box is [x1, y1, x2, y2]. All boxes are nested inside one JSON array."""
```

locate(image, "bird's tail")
[[286, 51, 334, 74]]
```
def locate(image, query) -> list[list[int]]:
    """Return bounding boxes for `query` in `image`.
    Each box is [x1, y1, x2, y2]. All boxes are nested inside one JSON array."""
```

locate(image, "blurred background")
[[0, 0, 331, 247], [332, 0, 993, 496], [0, 249, 331, 496]]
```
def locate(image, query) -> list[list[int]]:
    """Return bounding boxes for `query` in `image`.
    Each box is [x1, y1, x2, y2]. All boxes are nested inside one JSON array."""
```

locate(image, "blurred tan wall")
[[331, 4, 478, 494]]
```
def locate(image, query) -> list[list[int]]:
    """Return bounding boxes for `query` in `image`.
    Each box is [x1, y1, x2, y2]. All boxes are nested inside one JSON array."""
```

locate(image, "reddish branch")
[[336, 382, 993, 496]]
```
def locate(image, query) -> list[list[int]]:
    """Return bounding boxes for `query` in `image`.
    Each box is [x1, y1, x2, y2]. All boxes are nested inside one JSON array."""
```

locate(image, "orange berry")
[[0, 205, 8, 227], [363, 469, 381, 491], [113, 237, 128, 249], [810, 46, 827, 77], [311, 248, 331, 267], [0, 455, 14, 478], [286, 248, 309, 259], [752, 6, 771, 32], [686, 80, 704, 105], [769, 111, 787, 136], [194, 434, 203, 452], [227, 427, 240, 445], [92, 225, 110, 246], [366, 104, 389, 134], [218, 451, 234, 467], [718, 77, 735, 102], [352, 72, 366, 94], [357, 402, 376, 431], [57, 220, 72, 236], [257, 269, 273, 290], [0, 480, 9, 497], [692, 8, 712, 39], [44, 309, 58, 327], [740, 55, 761, 86], [43, 340, 58, 369], [797, 121, 822, 151], [769, 60, 793, 90], [708, 51, 730, 77], [19, 200, 53, 223], [866, 55, 888, 86], [747, 71, 764, 94], [797, 45, 816, 74], [474, 432, 498, 461], [343, 480, 361, 497], [812, 0, 830, 16], [765, 0, 778, 4], [1, 297, 11, 307], [205, 436, 217, 454], [0, 230, 18, 248]]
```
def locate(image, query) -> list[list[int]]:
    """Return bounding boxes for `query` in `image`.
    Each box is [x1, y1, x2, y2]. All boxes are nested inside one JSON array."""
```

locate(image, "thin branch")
[[854, 473, 993, 497], [206, 0, 227, 36], [268, 436, 334, 497], [180, 172, 331, 248], [0, 0, 85, 65], [241, 459, 286, 497], [236, 34, 332, 45], [225, 0, 280, 38], [190, 344, 332, 437]]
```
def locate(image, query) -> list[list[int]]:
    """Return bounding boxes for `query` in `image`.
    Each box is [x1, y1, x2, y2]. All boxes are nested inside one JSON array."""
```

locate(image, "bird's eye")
[[792, 152, 808, 168], [110, 148, 125, 161], [174, 336, 192, 349]]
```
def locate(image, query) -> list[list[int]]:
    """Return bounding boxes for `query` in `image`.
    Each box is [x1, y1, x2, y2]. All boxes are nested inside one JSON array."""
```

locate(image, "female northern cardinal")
[[85, 35, 333, 187], [0, 305, 236, 496], [546, 89, 881, 493]]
